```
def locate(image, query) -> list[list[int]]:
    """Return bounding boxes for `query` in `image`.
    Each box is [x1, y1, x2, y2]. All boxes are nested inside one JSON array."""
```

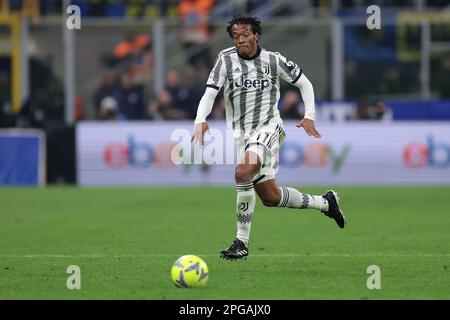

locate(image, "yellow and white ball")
[[171, 255, 209, 288]]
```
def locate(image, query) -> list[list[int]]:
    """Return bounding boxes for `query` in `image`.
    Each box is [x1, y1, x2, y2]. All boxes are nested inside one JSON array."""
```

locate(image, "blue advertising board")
[[0, 130, 46, 186]]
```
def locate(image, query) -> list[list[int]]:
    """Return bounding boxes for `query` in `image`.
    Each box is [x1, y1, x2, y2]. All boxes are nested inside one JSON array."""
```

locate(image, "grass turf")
[[0, 186, 449, 299]]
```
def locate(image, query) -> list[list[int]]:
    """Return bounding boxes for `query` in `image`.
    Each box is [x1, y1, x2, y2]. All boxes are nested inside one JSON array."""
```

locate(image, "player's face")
[[231, 24, 259, 57]]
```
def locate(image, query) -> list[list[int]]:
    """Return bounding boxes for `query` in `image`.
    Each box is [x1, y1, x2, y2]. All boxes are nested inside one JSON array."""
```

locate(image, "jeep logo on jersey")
[[235, 76, 270, 91]]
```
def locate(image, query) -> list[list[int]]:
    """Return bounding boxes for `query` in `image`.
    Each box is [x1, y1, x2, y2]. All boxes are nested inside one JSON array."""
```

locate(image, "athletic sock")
[[235, 182, 256, 247], [277, 187, 329, 212]]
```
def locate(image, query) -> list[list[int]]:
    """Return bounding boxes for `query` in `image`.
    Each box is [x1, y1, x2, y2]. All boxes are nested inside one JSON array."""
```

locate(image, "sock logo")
[[239, 202, 249, 212]]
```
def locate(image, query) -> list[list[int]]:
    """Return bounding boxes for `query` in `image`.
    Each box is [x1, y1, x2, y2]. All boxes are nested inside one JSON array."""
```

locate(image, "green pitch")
[[0, 186, 449, 299]]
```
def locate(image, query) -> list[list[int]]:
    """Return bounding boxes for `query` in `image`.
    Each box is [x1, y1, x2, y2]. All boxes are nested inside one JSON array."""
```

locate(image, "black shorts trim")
[[253, 175, 266, 185]]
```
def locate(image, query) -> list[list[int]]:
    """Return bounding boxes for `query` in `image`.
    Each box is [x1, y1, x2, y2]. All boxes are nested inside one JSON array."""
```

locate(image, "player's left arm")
[[278, 54, 321, 138], [292, 73, 321, 138]]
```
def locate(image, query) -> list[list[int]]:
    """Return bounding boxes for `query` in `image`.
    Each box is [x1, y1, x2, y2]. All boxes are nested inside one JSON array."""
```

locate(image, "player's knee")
[[261, 188, 282, 207], [235, 165, 256, 183], [261, 195, 280, 207]]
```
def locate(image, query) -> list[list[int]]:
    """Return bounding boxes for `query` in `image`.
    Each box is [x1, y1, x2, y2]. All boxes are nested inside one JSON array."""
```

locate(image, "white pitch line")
[[0, 253, 449, 259]]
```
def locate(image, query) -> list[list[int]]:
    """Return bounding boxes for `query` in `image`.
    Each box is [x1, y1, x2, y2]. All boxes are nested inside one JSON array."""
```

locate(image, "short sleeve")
[[206, 54, 226, 90], [277, 54, 302, 84]]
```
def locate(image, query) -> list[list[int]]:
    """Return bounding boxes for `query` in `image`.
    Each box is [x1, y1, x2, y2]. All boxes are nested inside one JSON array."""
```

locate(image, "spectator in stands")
[[177, 0, 214, 74], [147, 68, 205, 121], [355, 100, 371, 120], [112, 32, 154, 85], [279, 90, 302, 119], [17, 79, 64, 129], [15, 78, 65, 129], [148, 90, 175, 120], [183, 65, 204, 118], [373, 101, 387, 120], [16, 95, 45, 128], [355, 99, 390, 121], [94, 71, 117, 113], [98, 96, 121, 120], [112, 72, 145, 120], [113, 32, 151, 60], [38, 79, 65, 128], [147, 89, 195, 120], [164, 69, 196, 119]]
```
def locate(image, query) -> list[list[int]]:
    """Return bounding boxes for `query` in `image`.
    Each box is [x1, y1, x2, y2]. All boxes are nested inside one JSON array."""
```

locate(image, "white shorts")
[[236, 122, 286, 184]]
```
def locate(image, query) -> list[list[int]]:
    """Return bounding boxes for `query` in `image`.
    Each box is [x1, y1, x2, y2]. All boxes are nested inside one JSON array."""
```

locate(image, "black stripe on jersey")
[[291, 69, 303, 84], [251, 56, 264, 130], [223, 54, 235, 130], [264, 53, 278, 125], [252, 175, 266, 185], [238, 58, 249, 133], [206, 84, 219, 90], [211, 57, 223, 86]]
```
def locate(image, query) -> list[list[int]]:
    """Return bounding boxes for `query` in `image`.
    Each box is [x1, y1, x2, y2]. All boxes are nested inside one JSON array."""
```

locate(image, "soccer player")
[[191, 14, 346, 260]]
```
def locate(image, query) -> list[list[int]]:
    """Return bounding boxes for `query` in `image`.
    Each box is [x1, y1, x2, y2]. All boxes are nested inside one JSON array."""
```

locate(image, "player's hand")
[[296, 118, 321, 138], [191, 122, 210, 145]]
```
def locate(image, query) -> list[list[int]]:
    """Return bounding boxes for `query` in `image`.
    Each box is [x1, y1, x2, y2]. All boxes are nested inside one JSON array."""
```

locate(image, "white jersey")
[[206, 46, 302, 138]]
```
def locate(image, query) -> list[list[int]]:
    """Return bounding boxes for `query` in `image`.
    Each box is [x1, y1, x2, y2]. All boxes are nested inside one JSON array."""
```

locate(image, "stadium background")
[[0, 0, 449, 300]]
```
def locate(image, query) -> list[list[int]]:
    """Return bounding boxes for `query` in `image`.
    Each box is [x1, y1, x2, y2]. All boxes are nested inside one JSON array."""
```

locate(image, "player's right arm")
[[191, 87, 218, 145], [191, 52, 227, 145]]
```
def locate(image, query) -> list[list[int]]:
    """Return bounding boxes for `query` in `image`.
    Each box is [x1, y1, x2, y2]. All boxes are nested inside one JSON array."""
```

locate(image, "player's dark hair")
[[226, 13, 262, 38]]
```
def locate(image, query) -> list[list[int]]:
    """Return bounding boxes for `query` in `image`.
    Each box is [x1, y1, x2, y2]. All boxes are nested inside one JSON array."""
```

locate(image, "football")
[[171, 255, 209, 288]]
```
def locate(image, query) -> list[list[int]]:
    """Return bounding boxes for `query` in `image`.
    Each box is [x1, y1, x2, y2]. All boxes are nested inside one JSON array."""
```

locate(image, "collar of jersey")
[[237, 46, 262, 60]]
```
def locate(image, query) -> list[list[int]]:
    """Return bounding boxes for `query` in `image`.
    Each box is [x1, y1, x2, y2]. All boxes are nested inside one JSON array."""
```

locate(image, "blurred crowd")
[[94, 66, 208, 121], [0, 0, 449, 17], [2, 0, 448, 18], [0, 0, 302, 18], [2, 0, 450, 129]]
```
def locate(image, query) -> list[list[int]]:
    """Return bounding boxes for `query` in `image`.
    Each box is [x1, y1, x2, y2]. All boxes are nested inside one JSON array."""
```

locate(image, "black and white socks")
[[277, 187, 329, 212], [235, 182, 256, 246]]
